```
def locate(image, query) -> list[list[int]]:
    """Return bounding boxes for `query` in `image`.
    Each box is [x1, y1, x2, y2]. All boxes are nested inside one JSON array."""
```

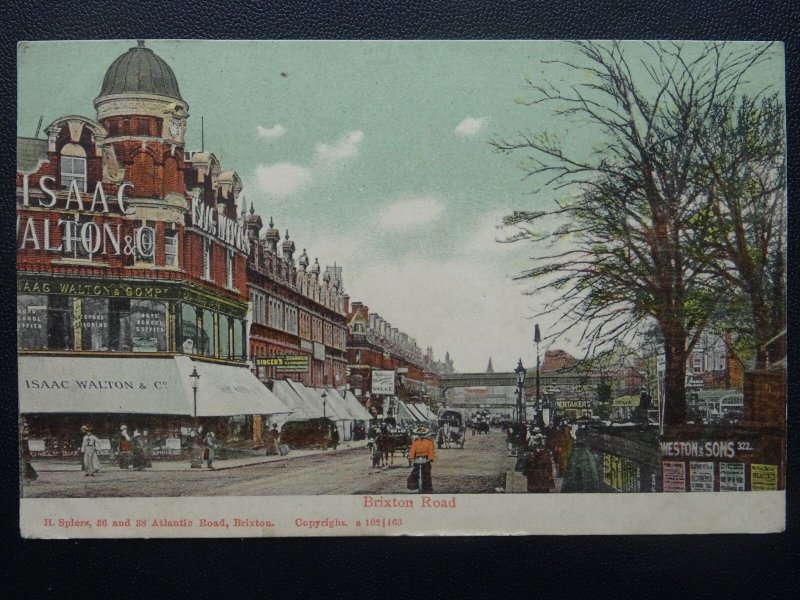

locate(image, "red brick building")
[[345, 301, 452, 416], [244, 211, 349, 390], [17, 41, 287, 456]]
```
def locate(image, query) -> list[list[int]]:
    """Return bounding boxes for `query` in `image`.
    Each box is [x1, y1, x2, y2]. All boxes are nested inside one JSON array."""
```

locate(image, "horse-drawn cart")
[[437, 408, 467, 449]]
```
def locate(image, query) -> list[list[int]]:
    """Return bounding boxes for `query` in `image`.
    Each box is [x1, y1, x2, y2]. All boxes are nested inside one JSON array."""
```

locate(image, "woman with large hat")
[[407, 426, 435, 492], [80, 425, 102, 476]]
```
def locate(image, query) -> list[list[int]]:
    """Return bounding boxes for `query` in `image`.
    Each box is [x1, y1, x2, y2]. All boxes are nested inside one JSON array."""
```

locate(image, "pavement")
[[504, 450, 564, 493], [31, 439, 370, 472]]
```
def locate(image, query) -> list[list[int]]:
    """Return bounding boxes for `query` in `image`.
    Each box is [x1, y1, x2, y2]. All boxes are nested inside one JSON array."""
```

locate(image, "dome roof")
[[98, 40, 183, 101]]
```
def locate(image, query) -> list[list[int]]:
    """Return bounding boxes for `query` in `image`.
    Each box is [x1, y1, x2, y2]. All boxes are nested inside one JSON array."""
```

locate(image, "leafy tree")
[[491, 41, 775, 427]]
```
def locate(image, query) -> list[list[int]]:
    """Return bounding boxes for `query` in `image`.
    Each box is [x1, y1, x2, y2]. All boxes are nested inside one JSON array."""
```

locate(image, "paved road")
[[23, 428, 512, 498]]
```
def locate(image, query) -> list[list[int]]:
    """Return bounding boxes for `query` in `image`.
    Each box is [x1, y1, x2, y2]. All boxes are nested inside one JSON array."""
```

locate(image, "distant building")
[[245, 213, 348, 390], [541, 349, 577, 372]]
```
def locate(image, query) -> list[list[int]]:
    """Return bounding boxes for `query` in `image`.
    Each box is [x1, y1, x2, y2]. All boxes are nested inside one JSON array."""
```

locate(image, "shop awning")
[[324, 387, 372, 422], [19, 355, 291, 417], [271, 379, 314, 421], [174, 356, 291, 417]]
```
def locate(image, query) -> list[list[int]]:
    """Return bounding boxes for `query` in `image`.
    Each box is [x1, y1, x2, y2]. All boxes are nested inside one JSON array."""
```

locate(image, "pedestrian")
[[330, 427, 340, 450], [204, 430, 218, 470], [20, 418, 38, 481], [132, 429, 148, 470], [117, 424, 132, 469], [407, 426, 435, 493], [142, 429, 153, 468], [81, 425, 102, 476], [264, 423, 280, 456], [523, 434, 554, 493]]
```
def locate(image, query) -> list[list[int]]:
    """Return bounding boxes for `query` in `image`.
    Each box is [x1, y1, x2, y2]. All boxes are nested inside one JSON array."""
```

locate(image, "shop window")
[[81, 297, 111, 351], [203, 237, 212, 280], [108, 298, 132, 351], [219, 314, 230, 359], [233, 319, 244, 360], [130, 300, 167, 352], [47, 295, 75, 350], [180, 303, 199, 354], [17, 294, 49, 350], [60, 143, 87, 191], [164, 230, 178, 266], [202, 309, 215, 357]]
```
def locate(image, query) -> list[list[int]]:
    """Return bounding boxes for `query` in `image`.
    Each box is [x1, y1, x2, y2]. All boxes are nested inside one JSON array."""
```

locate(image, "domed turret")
[[97, 40, 183, 101], [94, 40, 189, 144]]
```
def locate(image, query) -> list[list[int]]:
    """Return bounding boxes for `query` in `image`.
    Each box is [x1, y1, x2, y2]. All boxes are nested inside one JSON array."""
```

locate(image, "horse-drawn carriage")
[[437, 408, 467, 449]]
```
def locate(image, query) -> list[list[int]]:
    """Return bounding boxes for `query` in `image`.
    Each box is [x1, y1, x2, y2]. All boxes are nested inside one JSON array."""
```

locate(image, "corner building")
[[17, 41, 287, 458]]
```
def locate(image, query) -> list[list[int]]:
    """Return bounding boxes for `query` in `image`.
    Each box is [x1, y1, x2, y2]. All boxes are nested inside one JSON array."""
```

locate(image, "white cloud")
[[256, 124, 287, 140], [253, 162, 312, 199], [314, 130, 364, 163], [378, 196, 444, 231], [455, 117, 486, 137], [251, 131, 364, 200]]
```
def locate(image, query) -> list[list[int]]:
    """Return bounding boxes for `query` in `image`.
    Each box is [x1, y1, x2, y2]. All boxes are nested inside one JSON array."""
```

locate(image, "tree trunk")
[[662, 327, 688, 428]]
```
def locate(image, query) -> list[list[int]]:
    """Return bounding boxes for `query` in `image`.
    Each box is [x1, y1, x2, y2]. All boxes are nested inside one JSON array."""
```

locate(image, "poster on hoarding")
[[751, 464, 778, 491], [371, 370, 395, 395], [719, 463, 746, 491], [15, 38, 785, 538], [690, 462, 714, 492], [662, 462, 687, 492]]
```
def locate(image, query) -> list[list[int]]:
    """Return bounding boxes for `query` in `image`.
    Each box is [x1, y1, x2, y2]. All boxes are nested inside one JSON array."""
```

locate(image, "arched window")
[[181, 304, 198, 354], [60, 143, 87, 191]]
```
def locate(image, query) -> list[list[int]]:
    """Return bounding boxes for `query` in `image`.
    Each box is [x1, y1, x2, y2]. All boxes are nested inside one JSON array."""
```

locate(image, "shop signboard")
[[750, 464, 778, 491], [313, 342, 325, 361], [371, 370, 395, 395], [690, 461, 714, 492], [255, 354, 310, 373], [662, 461, 687, 492], [719, 463, 746, 491]]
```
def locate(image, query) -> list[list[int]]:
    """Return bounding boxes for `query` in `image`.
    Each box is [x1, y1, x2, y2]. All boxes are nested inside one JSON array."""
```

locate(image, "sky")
[[17, 40, 785, 372]]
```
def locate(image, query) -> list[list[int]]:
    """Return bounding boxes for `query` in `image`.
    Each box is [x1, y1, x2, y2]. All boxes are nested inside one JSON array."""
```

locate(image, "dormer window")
[[60, 143, 87, 191]]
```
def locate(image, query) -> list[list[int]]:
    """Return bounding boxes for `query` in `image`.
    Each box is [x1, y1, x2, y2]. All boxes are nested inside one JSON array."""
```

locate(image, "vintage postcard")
[[17, 40, 786, 537]]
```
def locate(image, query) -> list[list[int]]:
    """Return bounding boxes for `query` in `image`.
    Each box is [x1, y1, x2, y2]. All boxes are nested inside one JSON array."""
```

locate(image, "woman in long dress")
[[81, 426, 102, 476]]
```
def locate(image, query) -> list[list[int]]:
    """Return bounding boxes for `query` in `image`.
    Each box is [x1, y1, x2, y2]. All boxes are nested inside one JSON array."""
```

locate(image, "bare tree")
[[696, 94, 786, 369], [490, 41, 775, 427]]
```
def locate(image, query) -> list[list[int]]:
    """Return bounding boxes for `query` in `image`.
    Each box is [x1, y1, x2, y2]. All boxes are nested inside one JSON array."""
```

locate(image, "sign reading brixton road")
[[255, 354, 310, 373]]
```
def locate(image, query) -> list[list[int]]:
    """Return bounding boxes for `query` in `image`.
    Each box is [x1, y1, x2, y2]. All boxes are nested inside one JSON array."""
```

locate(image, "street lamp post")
[[534, 324, 543, 428], [514, 359, 526, 446], [190, 366, 200, 429], [321, 390, 327, 419]]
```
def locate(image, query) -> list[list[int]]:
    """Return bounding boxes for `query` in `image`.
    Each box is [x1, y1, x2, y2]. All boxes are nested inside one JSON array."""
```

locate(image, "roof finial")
[[285, 229, 290, 240], [249, 202, 255, 215], [269, 216, 274, 228], [137, 39, 146, 48]]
